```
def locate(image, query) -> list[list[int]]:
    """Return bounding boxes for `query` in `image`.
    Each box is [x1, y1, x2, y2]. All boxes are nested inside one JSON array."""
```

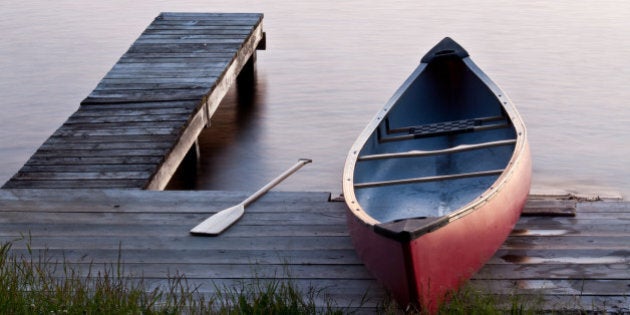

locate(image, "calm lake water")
[[1, 1, 629, 197]]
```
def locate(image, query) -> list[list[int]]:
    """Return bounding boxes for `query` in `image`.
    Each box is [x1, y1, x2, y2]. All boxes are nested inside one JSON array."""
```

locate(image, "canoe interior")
[[353, 58, 517, 223]]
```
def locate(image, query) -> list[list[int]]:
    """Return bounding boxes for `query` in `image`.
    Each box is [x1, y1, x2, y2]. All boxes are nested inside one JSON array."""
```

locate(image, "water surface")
[[1, 1, 628, 197]]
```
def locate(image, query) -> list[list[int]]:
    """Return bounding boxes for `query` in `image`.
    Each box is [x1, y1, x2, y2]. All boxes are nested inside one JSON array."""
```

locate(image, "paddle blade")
[[190, 204, 245, 236]]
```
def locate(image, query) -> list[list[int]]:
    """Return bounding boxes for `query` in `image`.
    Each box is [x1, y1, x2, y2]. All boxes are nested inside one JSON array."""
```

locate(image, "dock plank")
[[2, 180, 147, 189], [22, 156, 164, 166]]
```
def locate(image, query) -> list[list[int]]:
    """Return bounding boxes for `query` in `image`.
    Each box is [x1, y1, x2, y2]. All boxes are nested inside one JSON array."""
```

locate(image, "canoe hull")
[[343, 37, 532, 312], [347, 142, 530, 311]]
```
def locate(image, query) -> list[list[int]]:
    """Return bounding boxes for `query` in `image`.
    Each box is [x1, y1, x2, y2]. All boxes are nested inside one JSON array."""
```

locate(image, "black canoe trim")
[[375, 216, 449, 242], [421, 37, 469, 64]]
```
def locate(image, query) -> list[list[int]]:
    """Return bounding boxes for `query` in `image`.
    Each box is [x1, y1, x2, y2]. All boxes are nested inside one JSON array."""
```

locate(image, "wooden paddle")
[[190, 158, 312, 236]]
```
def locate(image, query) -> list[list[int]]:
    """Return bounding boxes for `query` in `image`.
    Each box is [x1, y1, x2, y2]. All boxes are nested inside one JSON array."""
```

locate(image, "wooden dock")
[[0, 189, 627, 313], [2, 12, 265, 190]]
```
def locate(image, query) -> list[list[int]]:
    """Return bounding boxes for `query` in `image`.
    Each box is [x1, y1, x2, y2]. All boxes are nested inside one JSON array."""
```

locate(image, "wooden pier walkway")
[[0, 189, 627, 313], [2, 12, 265, 190]]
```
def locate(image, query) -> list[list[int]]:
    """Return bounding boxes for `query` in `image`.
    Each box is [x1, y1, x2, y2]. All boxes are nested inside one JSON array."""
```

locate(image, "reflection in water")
[[166, 59, 264, 190]]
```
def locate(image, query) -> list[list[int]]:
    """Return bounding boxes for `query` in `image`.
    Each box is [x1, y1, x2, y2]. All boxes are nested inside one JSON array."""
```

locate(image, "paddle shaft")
[[242, 158, 312, 207], [190, 158, 312, 236]]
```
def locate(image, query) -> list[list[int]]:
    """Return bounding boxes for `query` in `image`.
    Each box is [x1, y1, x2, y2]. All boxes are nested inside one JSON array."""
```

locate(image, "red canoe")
[[342, 37, 531, 312]]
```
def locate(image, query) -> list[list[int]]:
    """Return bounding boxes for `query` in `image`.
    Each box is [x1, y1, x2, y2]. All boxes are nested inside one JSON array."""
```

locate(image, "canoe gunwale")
[[342, 52, 529, 241]]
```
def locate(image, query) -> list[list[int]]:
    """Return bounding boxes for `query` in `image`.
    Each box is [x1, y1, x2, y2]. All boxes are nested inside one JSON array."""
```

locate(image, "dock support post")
[[237, 52, 256, 90]]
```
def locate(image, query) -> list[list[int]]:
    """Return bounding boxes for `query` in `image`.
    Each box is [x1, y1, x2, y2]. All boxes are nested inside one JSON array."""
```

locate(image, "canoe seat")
[[380, 115, 508, 143], [409, 119, 477, 137]]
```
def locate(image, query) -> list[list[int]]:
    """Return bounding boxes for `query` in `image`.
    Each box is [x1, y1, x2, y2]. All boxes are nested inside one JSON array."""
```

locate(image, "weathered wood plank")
[[111, 62, 230, 69], [0, 211, 346, 226], [531, 295, 629, 313], [2, 180, 146, 189], [157, 12, 262, 19], [18, 164, 157, 173], [120, 52, 234, 59], [0, 258, 371, 280], [4, 248, 363, 265], [84, 89, 209, 103], [95, 70, 220, 78], [491, 248, 630, 264], [39, 137, 175, 149], [134, 37, 249, 44], [516, 214, 630, 224], [38, 142, 172, 152], [58, 119, 187, 129], [0, 235, 356, 251], [44, 135, 178, 146], [474, 263, 630, 279], [510, 225, 630, 237], [97, 77, 219, 85], [75, 100, 199, 110], [94, 82, 210, 91], [22, 156, 164, 166], [31, 148, 169, 158], [141, 29, 255, 36], [0, 201, 344, 215], [150, 18, 261, 25], [0, 223, 349, 238], [470, 279, 630, 296], [9, 171, 152, 181], [501, 235, 630, 250], [522, 198, 576, 216], [51, 126, 180, 137], [72, 108, 195, 117], [0, 190, 333, 206], [0, 191, 339, 214], [145, 25, 258, 31], [126, 43, 242, 54], [117, 57, 231, 64], [578, 201, 630, 213]]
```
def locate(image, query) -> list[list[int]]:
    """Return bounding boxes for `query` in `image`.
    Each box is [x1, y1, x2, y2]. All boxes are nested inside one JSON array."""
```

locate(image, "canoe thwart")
[[358, 139, 516, 161], [380, 116, 509, 143], [374, 216, 448, 242], [353, 169, 505, 189]]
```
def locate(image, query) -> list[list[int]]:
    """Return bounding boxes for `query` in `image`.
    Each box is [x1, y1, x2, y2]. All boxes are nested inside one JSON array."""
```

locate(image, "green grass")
[[0, 240, 199, 314], [0, 239, 348, 314], [374, 285, 543, 315], [0, 238, 557, 314]]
